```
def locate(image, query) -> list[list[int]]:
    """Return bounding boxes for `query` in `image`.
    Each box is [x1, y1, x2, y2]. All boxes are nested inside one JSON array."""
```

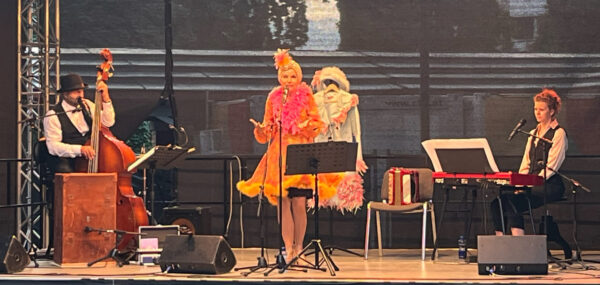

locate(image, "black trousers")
[[47, 156, 76, 173], [491, 174, 565, 232]]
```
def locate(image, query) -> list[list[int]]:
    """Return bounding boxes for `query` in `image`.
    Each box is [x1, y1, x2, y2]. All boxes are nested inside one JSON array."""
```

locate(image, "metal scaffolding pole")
[[16, 0, 60, 251]]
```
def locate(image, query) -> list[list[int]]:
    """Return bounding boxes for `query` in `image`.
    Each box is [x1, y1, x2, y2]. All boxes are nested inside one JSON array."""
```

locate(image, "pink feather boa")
[[268, 82, 312, 135]]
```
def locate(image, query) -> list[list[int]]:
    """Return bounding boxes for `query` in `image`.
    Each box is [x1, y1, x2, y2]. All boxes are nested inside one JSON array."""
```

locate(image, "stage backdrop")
[[18, 0, 600, 250]]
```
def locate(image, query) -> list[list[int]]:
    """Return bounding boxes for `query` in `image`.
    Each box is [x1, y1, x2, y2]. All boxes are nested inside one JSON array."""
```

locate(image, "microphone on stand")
[[77, 97, 92, 118], [279, 87, 288, 124], [539, 161, 592, 192], [507, 118, 526, 141]]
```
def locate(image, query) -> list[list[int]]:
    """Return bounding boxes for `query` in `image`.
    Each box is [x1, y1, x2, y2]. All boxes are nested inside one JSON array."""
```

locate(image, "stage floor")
[[2, 248, 599, 284]]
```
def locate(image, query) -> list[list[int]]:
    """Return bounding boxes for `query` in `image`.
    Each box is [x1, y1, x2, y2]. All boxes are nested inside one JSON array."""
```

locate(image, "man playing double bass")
[[43, 73, 114, 173], [43, 71, 149, 257], [40, 73, 116, 256]]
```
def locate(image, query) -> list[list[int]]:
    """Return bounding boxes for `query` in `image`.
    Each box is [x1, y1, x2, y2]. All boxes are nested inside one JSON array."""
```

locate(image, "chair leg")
[[376, 210, 382, 256], [421, 203, 428, 261], [430, 202, 438, 260], [364, 203, 371, 259]]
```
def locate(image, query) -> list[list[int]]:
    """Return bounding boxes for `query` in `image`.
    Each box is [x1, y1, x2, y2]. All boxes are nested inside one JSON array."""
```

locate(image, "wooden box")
[[53, 173, 117, 264]]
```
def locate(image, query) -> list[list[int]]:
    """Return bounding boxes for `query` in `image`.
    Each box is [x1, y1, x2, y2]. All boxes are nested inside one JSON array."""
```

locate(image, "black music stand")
[[279, 141, 357, 276], [128, 146, 195, 224]]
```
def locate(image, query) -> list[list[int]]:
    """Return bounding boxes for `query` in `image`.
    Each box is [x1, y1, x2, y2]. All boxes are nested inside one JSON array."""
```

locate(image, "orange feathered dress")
[[237, 83, 337, 205]]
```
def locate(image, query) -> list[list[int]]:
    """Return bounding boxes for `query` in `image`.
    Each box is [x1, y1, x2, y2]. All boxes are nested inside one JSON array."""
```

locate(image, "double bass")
[[75, 49, 149, 251]]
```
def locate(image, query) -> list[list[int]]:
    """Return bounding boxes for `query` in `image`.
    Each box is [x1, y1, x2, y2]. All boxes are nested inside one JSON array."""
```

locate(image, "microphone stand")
[[514, 129, 567, 269], [544, 166, 597, 269], [275, 87, 286, 272], [235, 125, 276, 276], [85, 226, 144, 267], [238, 88, 305, 277], [18, 106, 85, 126], [264, 87, 306, 276]]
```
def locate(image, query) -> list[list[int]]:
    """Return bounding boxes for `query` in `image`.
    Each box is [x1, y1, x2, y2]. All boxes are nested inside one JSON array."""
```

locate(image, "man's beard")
[[63, 95, 79, 107]]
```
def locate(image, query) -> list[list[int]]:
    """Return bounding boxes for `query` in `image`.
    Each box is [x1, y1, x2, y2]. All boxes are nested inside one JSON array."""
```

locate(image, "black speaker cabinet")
[[477, 235, 548, 275], [161, 206, 211, 235], [0, 236, 30, 274], [158, 235, 236, 274]]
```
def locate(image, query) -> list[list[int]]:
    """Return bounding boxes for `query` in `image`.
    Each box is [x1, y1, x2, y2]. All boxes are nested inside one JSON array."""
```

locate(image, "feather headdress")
[[273, 48, 293, 70], [273, 48, 302, 82]]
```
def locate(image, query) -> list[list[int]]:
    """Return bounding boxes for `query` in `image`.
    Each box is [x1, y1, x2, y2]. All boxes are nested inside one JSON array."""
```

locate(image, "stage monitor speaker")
[[158, 235, 236, 274], [0, 236, 30, 274], [160, 206, 211, 235], [477, 235, 547, 275]]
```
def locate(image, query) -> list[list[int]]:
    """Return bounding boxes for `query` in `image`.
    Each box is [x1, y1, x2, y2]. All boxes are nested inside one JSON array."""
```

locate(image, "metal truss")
[[17, 0, 60, 250]]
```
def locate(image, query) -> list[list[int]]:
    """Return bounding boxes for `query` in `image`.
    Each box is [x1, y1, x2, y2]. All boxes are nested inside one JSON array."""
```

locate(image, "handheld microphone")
[[84, 226, 92, 233], [507, 119, 526, 141]]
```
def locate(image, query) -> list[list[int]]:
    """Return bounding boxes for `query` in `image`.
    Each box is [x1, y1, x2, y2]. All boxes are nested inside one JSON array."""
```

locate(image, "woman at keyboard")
[[491, 88, 567, 236]]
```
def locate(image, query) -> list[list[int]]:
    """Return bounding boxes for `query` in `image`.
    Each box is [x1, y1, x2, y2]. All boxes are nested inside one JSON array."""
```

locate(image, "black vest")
[[54, 101, 93, 145], [528, 125, 565, 174]]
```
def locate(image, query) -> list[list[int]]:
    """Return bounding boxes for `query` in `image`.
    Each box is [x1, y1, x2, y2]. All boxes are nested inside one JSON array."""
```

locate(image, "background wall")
[[3, 0, 599, 251]]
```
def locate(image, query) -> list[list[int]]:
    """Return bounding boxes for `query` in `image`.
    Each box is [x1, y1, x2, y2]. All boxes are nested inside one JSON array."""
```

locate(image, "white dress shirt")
[[43, 99, 115, 158], [518, 119, 567, 179]]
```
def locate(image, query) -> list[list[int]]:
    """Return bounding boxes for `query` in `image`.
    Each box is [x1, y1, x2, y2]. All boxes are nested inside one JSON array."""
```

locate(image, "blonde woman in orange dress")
[[237, 49, 334, 263]]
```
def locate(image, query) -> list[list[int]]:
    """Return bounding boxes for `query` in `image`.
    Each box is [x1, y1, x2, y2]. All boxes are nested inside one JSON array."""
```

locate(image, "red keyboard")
[[433, 171, 543, 186]]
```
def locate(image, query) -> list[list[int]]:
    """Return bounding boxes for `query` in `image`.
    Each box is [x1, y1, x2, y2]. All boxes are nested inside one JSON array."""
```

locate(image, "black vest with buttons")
[[528, 125, 564, 174], [53, 101, 92, 145], [45, 101, 93, 173]]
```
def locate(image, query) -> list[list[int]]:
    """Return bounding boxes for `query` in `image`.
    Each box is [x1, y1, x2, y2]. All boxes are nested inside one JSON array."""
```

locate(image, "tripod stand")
[[235, 194, 307, 276], [234, 195, 271, 275], [279, 141, 357, 276], [86, 226, 143, 267], [545, 165, 597, 269]]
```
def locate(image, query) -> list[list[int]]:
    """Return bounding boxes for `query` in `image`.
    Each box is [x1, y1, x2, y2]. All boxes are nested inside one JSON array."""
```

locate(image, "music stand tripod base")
[[279, 141, 357, 276], [234, 205, 306, 276]]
